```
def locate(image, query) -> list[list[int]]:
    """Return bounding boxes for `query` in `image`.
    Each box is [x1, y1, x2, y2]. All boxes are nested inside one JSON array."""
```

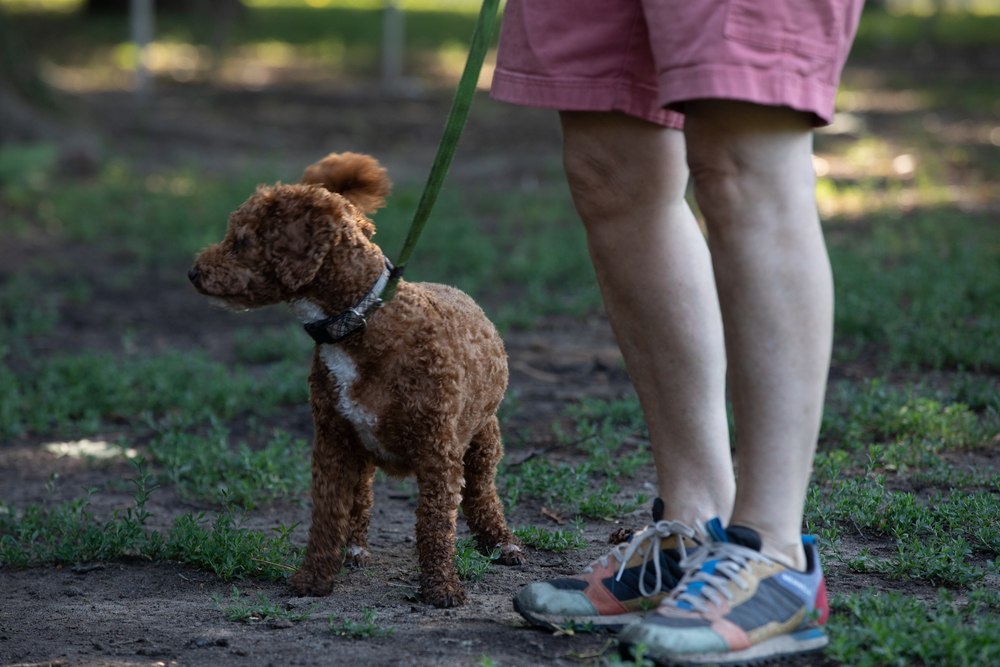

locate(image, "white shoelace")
[[580, 520, 699, 598], [665, 541, 774, 614]]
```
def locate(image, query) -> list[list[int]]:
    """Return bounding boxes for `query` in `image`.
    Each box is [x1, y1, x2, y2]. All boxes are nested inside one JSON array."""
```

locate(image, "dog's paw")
[[344, 545, 372, 569], [422, 581, 467, 608], [289, 567, 335, 597], [495, 542, 527, 566]]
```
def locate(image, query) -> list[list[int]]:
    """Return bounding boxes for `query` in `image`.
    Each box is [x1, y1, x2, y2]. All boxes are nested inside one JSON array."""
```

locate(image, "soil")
[[1, 65, 997, 667]]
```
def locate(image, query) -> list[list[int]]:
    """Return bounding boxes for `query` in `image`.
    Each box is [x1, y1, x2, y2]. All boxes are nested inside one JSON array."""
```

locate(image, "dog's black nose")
[[187, 267, 200, 282]]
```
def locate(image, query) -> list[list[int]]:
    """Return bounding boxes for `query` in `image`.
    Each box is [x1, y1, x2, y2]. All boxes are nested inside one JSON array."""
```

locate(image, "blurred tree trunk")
[[0, 5, 64, 144], [0, 6, 98, 169]]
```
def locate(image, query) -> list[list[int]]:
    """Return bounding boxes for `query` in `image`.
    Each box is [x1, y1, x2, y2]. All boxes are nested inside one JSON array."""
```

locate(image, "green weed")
[[830, 212, 1000, 371], [0, 351, 309, 439], [821, 378, 985, 455], [149, 422, 310, 505], [0, 462, 303, 582], [0, 273, 59, 344], [454, 537, 498, 581], [498, 395, 652, 517], [213, 585, 315, 623], [330, 607, 395, 638], [513, 523, 586, 553], [165, 498, 303, 583], [827, 589, 1000, 667], [0, 458, 161, 566]]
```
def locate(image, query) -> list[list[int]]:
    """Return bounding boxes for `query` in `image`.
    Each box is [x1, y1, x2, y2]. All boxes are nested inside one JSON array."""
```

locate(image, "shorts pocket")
[[723, 0, 845, 61]]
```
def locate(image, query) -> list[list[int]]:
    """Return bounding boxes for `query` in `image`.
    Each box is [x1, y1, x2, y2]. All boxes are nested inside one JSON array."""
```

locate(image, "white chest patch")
[[289, 298, 328, 323], [318, 345, 399, 463], [206, 296, 250, 313]]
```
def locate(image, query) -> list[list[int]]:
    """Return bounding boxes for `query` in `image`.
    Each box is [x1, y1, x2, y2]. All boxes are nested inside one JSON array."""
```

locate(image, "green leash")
[[380, 0, 500, 303]]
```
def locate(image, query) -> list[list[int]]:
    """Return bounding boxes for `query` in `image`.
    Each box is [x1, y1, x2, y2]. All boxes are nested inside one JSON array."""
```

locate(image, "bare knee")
[[560, 111, 688, 230], [683, 101, 816, 242]]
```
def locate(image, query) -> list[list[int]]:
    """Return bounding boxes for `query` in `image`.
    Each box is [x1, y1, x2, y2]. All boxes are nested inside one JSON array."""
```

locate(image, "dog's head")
[[188, 153, 392, 312]]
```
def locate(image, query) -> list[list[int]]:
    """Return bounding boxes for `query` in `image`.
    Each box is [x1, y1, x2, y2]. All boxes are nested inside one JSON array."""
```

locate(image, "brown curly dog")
[[188, 152, 524, 607]]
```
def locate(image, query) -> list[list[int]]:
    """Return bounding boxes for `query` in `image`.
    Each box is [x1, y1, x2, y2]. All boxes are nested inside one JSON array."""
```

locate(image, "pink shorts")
[[491, 0, 865, 128]]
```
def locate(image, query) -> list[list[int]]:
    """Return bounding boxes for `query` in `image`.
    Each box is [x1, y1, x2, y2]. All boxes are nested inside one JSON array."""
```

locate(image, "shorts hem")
[[491, 70, 684, 129], [657, 65, 838, 126]]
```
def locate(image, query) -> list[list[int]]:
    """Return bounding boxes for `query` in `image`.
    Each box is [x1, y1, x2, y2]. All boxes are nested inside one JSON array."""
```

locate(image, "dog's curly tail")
[[302, 152, 392, 214]]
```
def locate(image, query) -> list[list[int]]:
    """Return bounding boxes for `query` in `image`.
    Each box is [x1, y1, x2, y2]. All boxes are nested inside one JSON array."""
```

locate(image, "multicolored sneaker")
[[513, 500, 702, 632], [617, 519, 829, 666]]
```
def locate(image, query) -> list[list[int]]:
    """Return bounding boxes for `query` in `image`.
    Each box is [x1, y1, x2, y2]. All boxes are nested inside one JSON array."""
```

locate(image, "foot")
[[496, 540, 527, 566], [513, 500, 701, 632], [344, 545, 372, 568], [618, 519, 829, 666], [422, 579, 467, 608], [289, 565, 335, 597]]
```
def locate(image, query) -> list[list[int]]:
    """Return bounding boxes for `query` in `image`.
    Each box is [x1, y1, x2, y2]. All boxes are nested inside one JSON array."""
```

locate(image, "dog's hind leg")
[[461, 416, 526, 566], [290, 419, 363, 597], [415, 451, 467, 608], [345, 461, 376, 568]]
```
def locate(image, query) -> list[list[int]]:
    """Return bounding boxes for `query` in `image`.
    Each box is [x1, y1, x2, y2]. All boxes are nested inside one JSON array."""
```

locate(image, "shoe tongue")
[[652, 497, 664, 522], [725, 525, 762, 551]]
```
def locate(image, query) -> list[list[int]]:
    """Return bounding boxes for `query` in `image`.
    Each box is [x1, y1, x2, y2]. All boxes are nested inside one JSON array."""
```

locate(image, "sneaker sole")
[[512, 596, 643, 633], [621, 627, 829, 666]]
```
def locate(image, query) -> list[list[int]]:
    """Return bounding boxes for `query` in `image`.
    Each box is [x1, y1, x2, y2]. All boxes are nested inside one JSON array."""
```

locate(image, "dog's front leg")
[[290, 418, 363, 597], [345, 462, 376, 568], [415, 455, 466, 608]]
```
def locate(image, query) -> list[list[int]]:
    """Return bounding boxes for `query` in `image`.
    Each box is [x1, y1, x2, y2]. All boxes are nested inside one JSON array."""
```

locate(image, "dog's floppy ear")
[[301, 152, 392, 222], [264, 184, 343, 291]]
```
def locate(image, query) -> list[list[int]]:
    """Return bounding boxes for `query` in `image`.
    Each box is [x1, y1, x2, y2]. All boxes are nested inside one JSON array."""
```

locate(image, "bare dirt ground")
[[1, 68, 995, 666]]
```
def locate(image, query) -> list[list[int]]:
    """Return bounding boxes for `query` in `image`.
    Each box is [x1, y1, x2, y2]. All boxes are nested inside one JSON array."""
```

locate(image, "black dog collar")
[[303, 257, 393, 345]]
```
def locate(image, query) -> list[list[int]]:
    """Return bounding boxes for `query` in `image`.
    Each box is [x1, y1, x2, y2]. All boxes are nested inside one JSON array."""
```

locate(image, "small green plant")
[[0, 350, 309, 439], [212, 586, 314, 623], [559, 619, 598, 634], [601, 642, 654, 667], [0, 464, 302, 582], [454, 538, 499, 581], [149, 422, 310, 504], [165, 496, 303, 583], [513, 523, 586, 553], [827, 589, 1000, 667], [330, 607, 395, 638]]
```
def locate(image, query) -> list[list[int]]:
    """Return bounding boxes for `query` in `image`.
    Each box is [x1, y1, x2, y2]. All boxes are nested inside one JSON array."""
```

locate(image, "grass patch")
[[149, 422, 310, 505], [827, 589, 1000, 667], [807, 459, 1000, 587], [0, 461, 303, 583], [454, 537, 498, 581], [330, 607, 395, 638], [513, 522, 586, 553], [0, 273, 59, 345], [0, 350, 309, 439], [213, 585, 315, 623], [498, 395, 650, 519], [821, 378, 986, 457], [830, 211, 1000, 371], [233, 324, 313, 364]]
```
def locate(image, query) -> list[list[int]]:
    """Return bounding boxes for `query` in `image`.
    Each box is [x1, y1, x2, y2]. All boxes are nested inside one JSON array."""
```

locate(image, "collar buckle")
[[302, 257, 392, 345]]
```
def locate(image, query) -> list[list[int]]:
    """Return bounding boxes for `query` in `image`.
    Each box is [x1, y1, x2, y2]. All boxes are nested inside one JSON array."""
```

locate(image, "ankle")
[[726, 520, 807, 571], [759, 538, 807, 572]]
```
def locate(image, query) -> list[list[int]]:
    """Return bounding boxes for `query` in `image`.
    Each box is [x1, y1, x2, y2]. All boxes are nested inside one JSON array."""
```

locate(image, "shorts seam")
[[493, 70, 661, 94], [657, 63, 838, 124]]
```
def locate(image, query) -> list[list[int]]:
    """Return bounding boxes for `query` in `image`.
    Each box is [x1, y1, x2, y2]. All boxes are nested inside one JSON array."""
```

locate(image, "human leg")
[[561, 110, 735, 527], [684, 100, 832, 571], [617, 100, 834, 665], [512, 111, 735, 630]]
